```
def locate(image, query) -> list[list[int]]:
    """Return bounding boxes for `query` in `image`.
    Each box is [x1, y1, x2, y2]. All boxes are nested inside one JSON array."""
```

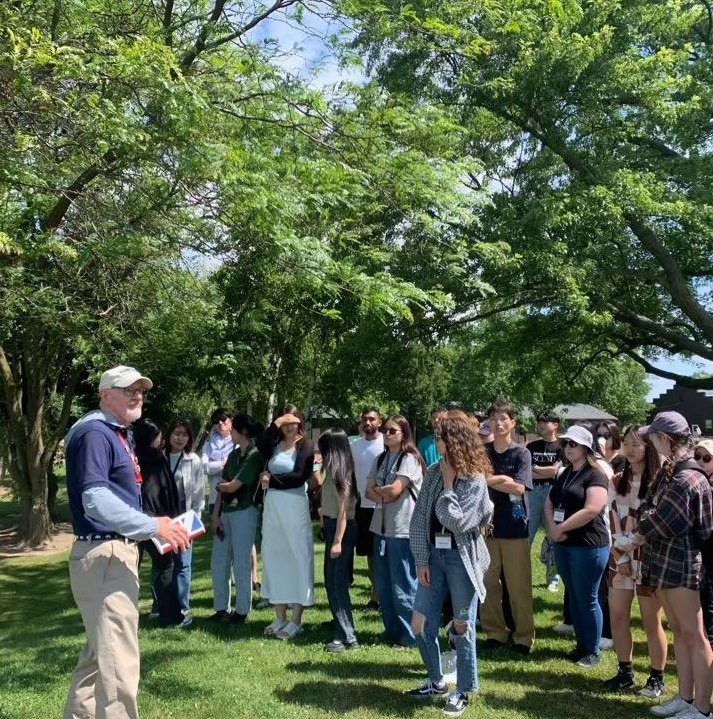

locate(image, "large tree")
[[342, 0, 713, 387]]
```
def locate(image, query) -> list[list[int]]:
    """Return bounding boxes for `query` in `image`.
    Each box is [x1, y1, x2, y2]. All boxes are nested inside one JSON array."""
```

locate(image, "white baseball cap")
[[98, 365, 153, 391]]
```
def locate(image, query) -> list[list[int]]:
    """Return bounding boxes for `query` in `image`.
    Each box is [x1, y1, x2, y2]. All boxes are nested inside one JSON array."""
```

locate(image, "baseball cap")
[[478, 420, 492, 437], [641, 411, 690, 437], [98, 365, 153, 391], [559, 425, 594, 451]]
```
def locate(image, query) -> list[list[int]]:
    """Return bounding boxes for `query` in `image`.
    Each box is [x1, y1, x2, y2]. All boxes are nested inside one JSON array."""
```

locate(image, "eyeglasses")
[[564, 440, 582, 449], [695, 451, 712, 464], [596, 432, 611, 440], [385, 427, 402, 436], [119, 387, 149, 398]]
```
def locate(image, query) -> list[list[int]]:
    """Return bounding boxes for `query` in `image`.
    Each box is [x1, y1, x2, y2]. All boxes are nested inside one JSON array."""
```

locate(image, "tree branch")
[[603, 300, 713, 360], [41, 150, 117, 231], [625, 350, 713, 389]]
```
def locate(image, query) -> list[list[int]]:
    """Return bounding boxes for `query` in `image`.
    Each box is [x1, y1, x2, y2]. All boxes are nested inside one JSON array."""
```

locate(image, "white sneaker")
[[547, 578, 560, 593], [599, 637, 614, 650], [682, 710, 711, 719], [554, 623, 574, 634], [673, 707, 697, 718], [264, 618, 288, 636], [650, 695, 693, 717]]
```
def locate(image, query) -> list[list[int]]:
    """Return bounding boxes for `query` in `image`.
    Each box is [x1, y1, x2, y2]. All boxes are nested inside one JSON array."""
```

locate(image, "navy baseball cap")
[[641, 411, 690, 437]]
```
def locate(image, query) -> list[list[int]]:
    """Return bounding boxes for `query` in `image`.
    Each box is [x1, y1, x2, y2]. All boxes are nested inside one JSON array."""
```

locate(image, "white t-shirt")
[[369, 452, 423, 539], [351, 435, 384, 509]]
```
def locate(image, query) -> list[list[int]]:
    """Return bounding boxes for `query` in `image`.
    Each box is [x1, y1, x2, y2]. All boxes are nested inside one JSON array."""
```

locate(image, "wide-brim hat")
[[559, 425, 594, 451]]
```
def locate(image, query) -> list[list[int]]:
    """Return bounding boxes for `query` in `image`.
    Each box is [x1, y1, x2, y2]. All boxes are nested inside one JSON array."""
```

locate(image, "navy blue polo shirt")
[[66, 420, 143, 536]]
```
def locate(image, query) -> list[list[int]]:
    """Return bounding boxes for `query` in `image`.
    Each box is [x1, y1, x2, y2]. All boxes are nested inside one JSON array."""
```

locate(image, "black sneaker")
[[230, 612, 247, 625], [602, 670, 635, 691], [483, 638, 507, 650], [443, 691, 469, 716], [513, 643, 532, 656], [406, 681, 448, 699], [209, 610, 230, 622], [639, 675, 666, 699], [576, 653, 602, 668], [365, 599, 380, 611], [565, 646, 587, 662]]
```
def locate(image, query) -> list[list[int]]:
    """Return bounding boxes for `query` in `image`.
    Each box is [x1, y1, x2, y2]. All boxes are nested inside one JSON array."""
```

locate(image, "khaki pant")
[[64, 539, 140, 719], [481, 537, 535, 648]]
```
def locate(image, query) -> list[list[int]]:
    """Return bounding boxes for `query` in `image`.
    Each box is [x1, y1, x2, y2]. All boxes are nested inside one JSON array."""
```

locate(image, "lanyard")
[[556, 466, 585, 508], [115, 430, 143, 485]]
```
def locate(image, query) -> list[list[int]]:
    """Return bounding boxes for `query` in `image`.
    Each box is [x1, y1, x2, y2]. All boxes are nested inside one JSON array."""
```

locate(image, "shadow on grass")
[[286, 658, 423, 681], [275, 680, 423, 716]]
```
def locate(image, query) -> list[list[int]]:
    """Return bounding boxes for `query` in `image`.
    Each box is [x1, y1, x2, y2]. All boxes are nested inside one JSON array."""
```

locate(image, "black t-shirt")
[[548, 465, 609, 547], [487, 442, 532, 539], [526, 439, 563, 484]]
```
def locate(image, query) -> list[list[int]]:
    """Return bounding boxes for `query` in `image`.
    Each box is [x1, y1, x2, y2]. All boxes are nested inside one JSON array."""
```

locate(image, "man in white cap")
[[64, 366, 190, 719]]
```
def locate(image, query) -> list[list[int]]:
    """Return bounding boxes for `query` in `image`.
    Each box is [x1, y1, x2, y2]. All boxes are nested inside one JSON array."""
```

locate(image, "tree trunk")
[[47, 458, 59, 519]]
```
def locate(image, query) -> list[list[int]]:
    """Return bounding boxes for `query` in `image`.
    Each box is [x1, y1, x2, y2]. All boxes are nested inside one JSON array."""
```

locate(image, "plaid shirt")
[[409, 463, 494, 602], [639, 456, 713, 590]]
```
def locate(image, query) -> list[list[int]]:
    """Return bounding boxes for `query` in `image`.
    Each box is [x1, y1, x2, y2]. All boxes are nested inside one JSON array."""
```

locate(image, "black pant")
[[323, 517, 358, 645], [141, 540, 182, 627]]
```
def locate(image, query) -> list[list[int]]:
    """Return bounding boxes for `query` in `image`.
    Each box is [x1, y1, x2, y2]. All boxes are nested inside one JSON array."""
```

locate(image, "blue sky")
[[246, 8, 711, 404]]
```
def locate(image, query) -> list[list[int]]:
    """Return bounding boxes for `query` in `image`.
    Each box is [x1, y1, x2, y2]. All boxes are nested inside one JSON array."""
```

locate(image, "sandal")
[[277, 621, 304, 641], [263, 618, 288, 637]]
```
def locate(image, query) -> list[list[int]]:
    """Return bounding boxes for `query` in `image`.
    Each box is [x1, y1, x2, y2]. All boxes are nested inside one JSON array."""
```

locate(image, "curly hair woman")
[[407, 410, 494, 717]]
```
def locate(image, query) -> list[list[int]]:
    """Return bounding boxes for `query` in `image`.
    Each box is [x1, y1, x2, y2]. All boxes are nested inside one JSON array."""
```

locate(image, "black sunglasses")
[[695, 451, 712, 464], [596, 432, 611, 440], [385, 427, 402, 436], [564, 440, 582, 449]]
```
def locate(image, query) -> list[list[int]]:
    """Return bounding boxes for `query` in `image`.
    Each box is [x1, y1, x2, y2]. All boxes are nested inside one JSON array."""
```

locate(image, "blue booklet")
[[151, 510, 205, 555]]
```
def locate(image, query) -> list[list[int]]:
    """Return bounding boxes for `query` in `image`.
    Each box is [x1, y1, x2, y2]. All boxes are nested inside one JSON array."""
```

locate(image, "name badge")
[[435, 533, 452, 550], [378, 538, 386, 557], [553, 509, 565, 523]]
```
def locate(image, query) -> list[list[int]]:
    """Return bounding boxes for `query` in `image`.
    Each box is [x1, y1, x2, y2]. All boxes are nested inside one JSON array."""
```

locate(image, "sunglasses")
[[385, 427, 402, 436], [564, 440, 583, 449], [695, 451, 712, 464], [596, 432, 611, 440]]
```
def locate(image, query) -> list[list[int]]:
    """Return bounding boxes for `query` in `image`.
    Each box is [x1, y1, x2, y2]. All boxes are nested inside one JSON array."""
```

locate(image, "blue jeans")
[[554, 544, 609, 654], [413, 546, 479, 693], [175, 547, 192, 614], [323, 517, 358, 645], [224, 505, 259, 616], [373, 535, 417, 646]]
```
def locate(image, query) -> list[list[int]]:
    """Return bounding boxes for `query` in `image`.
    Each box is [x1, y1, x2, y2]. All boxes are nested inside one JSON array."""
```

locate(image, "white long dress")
[[261, 448, 315, 606]]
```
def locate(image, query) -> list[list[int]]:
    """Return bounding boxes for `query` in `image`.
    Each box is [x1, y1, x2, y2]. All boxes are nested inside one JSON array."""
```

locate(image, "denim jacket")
[[410, 463, 494, 602]]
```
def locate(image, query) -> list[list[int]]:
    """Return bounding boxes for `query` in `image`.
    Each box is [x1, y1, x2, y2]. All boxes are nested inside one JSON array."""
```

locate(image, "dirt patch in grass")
[[0, 522, 74, 558]]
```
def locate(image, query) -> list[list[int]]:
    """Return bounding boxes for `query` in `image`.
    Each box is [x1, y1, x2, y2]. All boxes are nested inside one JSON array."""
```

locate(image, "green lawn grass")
[[0, 490, 672, 719]]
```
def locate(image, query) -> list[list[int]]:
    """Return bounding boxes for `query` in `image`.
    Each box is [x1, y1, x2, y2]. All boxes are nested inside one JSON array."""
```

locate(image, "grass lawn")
[[0, 489, 671, 719]]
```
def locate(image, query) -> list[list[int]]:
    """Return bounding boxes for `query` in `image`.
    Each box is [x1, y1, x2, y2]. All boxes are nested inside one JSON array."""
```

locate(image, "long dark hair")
[[384, 414, 427, 475], [318, 428, 357, 499], [133, 418, 162, 453], [614, 425, 660, 499]]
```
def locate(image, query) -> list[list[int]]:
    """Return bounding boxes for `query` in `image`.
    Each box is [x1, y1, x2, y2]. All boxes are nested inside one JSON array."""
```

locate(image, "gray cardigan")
[[409, 463, 494, 602]]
